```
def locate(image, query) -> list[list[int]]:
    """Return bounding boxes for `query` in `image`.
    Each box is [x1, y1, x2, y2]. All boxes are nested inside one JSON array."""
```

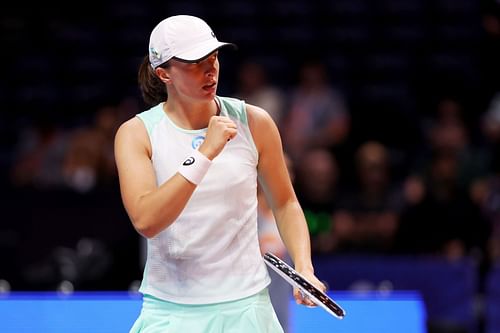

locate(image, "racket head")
[[263, 252, 346, 319]]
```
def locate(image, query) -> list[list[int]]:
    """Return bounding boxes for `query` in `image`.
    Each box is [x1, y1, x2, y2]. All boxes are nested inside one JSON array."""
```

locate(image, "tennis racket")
[[263, 252, 346, 319]]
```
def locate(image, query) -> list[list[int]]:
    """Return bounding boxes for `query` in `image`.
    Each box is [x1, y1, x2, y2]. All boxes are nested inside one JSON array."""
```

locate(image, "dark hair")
[[138, 55, 169, 106]]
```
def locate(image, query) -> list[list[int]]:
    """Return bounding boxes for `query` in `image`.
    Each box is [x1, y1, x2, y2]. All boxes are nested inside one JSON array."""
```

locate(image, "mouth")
[[202, 82, 217, 91]]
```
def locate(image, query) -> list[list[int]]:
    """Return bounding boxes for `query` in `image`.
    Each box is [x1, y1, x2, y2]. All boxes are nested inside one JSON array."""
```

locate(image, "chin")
[[201, 90, 217, 99]]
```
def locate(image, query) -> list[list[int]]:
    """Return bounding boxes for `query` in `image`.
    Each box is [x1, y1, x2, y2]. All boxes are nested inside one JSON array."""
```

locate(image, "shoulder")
[[135, 103, 166, 135], [115, 116, 147, 145], [217, 96, 247, 123], [217, 95, 244, 108], [218, 95, 278, 137], [246, 103, 274, 127], [246, 103, 281, 153], [115, 115, 152, 157], [116, 103, 165, 139]]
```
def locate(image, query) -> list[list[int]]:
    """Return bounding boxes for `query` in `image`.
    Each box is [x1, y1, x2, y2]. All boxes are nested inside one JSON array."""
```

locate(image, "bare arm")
[[247, 104, 325, 305], [114, 115, 236, 238]]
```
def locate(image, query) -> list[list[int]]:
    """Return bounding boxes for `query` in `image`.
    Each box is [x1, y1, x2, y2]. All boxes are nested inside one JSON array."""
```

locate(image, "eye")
[[205, 52, 218, 62], [189, 52, 218, 66]]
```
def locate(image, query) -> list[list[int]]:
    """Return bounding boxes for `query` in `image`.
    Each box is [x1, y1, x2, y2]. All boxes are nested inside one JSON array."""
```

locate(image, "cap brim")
[[174, 40, 237, 63]]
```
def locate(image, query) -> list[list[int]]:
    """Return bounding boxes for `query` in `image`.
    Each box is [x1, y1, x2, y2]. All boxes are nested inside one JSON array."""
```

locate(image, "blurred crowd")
[[235, 56, 499, 269], [9, 97, 139, 193]]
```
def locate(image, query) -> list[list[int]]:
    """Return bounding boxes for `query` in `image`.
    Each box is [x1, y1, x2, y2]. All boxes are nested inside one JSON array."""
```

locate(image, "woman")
[[114, 15, 325, 332]]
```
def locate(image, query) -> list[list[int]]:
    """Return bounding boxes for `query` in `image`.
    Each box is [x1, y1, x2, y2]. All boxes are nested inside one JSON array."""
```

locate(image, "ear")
[[155, 67, 171, 84]]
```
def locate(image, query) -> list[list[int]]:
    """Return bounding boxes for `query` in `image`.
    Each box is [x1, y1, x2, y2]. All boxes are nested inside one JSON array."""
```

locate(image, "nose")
[[204, 55, 218, 77]]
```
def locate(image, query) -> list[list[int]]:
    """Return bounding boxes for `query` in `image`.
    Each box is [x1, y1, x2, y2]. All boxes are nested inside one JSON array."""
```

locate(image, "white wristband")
[[178, 149, 212, 185]]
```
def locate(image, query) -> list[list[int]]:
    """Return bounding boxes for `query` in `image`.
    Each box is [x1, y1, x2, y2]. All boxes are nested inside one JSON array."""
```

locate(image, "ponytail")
[[138, 55, 168, 107]]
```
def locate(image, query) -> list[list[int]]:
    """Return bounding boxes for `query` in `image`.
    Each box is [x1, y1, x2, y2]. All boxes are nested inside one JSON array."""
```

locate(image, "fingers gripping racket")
[[263, 252, 346, 319]]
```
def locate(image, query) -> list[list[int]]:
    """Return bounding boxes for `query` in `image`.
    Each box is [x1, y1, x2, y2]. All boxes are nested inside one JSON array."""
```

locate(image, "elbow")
[[137, 226, 159, 239], [132, 216, 162, 239], [128, 197, 179, 238]]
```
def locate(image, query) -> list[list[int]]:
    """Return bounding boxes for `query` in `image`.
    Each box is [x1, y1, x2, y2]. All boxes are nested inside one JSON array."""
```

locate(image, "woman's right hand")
[[199, 116, 237, 160]]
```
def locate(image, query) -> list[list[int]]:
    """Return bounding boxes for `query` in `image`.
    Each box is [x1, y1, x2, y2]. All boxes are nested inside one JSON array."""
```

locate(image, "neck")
[[164, 97, 219, 130]]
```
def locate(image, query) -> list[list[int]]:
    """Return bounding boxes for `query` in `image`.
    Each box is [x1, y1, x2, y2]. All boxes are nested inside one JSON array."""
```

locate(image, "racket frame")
[[263, 252, 346, 319]]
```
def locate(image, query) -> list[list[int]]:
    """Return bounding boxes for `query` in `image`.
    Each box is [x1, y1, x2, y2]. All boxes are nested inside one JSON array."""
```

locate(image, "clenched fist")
[[198, 116, 237, 160]]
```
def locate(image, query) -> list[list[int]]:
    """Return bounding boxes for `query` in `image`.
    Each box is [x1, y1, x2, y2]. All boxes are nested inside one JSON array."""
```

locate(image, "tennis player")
[[114, 15, 325, 332]]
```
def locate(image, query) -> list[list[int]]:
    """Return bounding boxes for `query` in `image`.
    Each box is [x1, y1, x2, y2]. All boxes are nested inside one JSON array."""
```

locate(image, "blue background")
[[0, 291, 426, 333]]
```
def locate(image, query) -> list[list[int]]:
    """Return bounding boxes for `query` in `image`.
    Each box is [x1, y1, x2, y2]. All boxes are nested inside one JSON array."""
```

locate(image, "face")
[[161, 51, 220, 101]]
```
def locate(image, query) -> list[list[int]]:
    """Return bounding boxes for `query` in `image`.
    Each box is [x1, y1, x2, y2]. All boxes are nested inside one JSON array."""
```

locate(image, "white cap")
[[148, 15, 235, 69]]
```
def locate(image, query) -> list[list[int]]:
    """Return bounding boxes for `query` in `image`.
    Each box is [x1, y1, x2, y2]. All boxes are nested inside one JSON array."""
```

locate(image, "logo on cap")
[[150, 47, 161, 59]]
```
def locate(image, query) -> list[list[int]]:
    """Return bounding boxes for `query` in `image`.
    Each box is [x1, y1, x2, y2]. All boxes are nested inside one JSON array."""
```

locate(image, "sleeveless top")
[[136, 96, 270, 304]]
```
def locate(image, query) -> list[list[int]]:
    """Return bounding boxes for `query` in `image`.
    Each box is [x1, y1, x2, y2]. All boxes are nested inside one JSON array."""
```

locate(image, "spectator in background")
[[293, 148, 341, 254], [62, 104, 119, 192], [332, 141, 406, 253], [397, 96, 490, 259], [416, 97, 489, 192], [281, 60, 350, 162], [10, 97, 132, 192], [397, 151, 489, 260], [235, 59, 286, 127], [10, 117, 68, 189]]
